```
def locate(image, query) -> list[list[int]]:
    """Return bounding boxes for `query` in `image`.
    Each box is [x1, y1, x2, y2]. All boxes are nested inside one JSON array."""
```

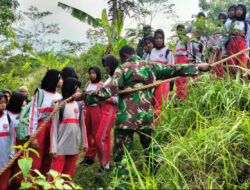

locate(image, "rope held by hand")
[[119, 47, 250, 94], [0, 96, 73, 176], [0, 47, 249, 176]]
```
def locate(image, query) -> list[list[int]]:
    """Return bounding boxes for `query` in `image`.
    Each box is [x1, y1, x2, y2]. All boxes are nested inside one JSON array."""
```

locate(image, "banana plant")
[[28, 48, 70, 70], [101, 9, 127, 55], [58, 2, 101, 28], [58, 1, 127, 56]]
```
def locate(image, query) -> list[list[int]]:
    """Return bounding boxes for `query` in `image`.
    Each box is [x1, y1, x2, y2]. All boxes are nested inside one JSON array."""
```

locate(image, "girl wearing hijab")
[[175, 24, 194, 99], [149, 29, 174, 123], [94, 55, 118, 175], [208, 12, 228, 78], [28, 69, 62, 175], [0, 92, 14, 190], [226, 4, 237, 24], [225, 3, 250, 78], [6, 92, 27, 145], [81, 65, 103, 166], [142, 36, 154, 61], [1, 89, 12, 104], [49, 77, 87, 181]]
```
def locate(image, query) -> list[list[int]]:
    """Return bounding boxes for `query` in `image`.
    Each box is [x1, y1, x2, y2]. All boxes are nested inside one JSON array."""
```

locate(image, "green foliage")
[[10, 145, 82, 189], [73, 74, 249, 189], [0, 0, 19, 38], [28, 48, 70, 70], [58, 2, 101, 28]]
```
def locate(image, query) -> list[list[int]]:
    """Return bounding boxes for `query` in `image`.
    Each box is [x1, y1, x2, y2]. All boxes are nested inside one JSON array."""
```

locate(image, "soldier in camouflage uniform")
[[74, 45, 210, 187]]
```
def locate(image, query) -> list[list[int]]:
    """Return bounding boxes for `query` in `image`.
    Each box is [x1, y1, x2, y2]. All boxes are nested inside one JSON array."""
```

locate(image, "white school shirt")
[[149, 47, 174, 64], [85, 81, 103, 106], [0, 112, 15, 169]]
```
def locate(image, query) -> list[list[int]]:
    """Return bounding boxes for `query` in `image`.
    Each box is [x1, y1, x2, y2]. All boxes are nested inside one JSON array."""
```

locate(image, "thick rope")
[[0, 47, 249, 176], [119, 47, 250, 94], [0, 96, 72, 176]]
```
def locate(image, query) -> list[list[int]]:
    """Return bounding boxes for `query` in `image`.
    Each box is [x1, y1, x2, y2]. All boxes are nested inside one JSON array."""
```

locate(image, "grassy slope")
[[73, 73, 250, 189]]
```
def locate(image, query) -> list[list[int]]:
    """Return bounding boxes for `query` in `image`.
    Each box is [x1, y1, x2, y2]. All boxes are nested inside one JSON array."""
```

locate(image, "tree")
[[199, 0, 250, 22], [0, 0, 19, 38], [16, 6, 60, 53]]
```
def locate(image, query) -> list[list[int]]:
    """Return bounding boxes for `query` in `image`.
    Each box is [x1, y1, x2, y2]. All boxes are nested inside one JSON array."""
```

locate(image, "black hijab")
[[235, 3, 247, 21], [88, 65, 101, 83], [102, 55, 119, 76], [1, 89, 12, 96], [7, 91, 26, 113], [62, 77, 81, 99], [0, 92, 7, 116], [218, 12, 228, 24], [61, 66, 79, 81], [41, 69, 61, 92], [228, 4, 236, 19], [154, 29, 165, 49]]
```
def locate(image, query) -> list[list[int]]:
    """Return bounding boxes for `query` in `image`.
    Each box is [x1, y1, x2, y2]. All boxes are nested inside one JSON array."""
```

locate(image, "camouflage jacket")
[[86, 56, 198, 130]]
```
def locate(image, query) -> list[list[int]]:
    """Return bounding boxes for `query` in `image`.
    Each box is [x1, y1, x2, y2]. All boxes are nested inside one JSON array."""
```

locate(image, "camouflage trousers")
[[113, 128, 158, 181]]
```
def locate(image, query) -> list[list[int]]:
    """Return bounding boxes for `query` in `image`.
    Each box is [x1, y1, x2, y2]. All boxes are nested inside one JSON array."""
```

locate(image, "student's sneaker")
[[80, 157, 94, 166]]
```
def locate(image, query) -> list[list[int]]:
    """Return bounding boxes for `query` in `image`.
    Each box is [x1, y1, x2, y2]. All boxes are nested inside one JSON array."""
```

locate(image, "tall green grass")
[[74, 73, 249, 189]]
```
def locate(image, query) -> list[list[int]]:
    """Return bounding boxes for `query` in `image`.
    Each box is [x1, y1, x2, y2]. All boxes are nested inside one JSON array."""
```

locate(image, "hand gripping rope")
[[0, 47, 249, 176]]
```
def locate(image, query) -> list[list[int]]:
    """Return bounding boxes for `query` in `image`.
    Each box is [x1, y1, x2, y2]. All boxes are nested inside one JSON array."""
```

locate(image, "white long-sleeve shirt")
[[0, 112, 15, 169], [85, 81, 103, 106], [28, 89, 59, 136]]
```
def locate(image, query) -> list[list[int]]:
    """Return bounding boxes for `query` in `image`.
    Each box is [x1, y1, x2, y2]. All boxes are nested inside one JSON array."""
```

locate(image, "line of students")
[[141, 3, 249, 104], [0, 55, 119, 188], [0, 3, 249, 190]]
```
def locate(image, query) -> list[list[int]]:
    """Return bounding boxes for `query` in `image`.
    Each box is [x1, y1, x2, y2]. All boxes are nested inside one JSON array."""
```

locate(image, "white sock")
[[104, 163, 110, 169]]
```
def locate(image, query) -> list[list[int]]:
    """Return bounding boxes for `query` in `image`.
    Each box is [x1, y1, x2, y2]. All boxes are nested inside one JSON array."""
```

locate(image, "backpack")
[[16, 89, 44, 142], [59, 100, 82, 123]]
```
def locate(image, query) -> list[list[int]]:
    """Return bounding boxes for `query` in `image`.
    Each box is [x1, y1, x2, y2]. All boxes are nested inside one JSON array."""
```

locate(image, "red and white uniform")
[[0, 112, 14, 190], [95, 77, 117, 165], [149, 47, 173, 122], [84, 81, 102, 159], [49, 101, 87, 179], [225, 20, 250, 77], [7, 111, 20, 147], [175, 40, 193, 99], [28, 89, 59, 175]]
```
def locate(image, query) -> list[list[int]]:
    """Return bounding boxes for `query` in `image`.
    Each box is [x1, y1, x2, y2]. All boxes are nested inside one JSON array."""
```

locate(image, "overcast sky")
[[17, 0, 200, 44]]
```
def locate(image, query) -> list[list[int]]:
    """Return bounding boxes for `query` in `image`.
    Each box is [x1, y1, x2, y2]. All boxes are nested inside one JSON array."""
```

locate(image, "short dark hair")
[[119, 45, 135, 58]]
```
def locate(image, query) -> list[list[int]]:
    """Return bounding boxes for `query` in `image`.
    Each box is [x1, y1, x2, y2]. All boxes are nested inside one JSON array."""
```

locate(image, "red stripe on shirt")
[[30, 93, 37, 136], [39, 107, 54, 114], [176, 48, 187, 52], [60, 118, 79, 124], [50, 114, 55, 152], [81, 102, 88, 148], [0, 132, 10, 137]]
